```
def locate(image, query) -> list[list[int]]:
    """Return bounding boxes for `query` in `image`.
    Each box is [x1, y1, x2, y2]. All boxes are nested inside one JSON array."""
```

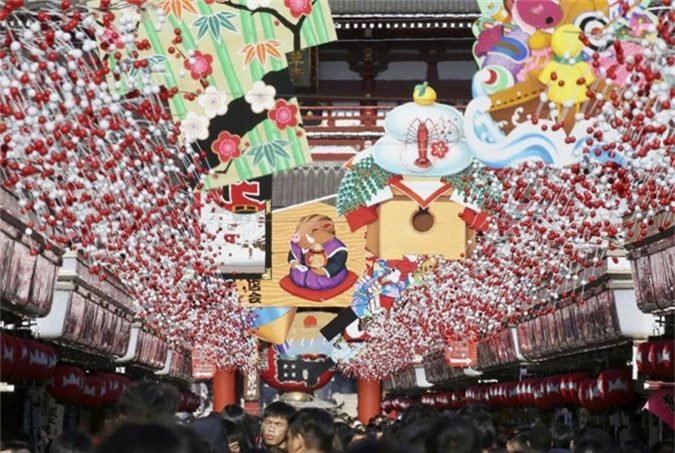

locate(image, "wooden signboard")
[[238, 201, 366, 307]]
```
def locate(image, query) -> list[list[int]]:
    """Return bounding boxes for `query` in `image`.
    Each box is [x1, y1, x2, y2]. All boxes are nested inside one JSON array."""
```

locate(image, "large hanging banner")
[[124, 0, 337, 188], [237, 201, 367, 307]]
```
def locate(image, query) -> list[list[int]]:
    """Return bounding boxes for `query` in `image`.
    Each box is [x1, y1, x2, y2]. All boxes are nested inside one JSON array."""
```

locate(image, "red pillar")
[[213, 369, 236, 412], [357, 379, 381, 424]]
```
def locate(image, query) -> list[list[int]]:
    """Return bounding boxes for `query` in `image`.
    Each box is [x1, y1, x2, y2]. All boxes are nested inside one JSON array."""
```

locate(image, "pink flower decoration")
[[211, 131, 241, 163], [267, 99, 298, 130], [430, 141, 450, 159], [284, 0, 313, 18], [184, 51, 213, 80]]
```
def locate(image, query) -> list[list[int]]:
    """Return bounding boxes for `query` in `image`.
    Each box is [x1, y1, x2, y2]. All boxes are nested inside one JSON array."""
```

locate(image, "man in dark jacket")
[[190, 411, 229, 453]]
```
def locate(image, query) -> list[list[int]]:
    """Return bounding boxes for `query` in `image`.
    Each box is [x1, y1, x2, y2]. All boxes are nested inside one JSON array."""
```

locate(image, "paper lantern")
[[598, 369, 633, 406], [17, 340, 56, 381], [95, 373, 124, 404], [451, 390, 465, 409], [649, 340, 674, 378], [580, 378, 608, 412], [179, 392, 200, 412], [47, 366, 86, 402], [80, 376, 106, 407], [545, 376, 563, 406], [563, 373, 588, 405], [1, 334, 16, 378], [578, 379, 591, 409], [636, 342, 653, 375], [534, 379, 551, 409], [9, 337, 31, 380], [259, 346, 334, 392]]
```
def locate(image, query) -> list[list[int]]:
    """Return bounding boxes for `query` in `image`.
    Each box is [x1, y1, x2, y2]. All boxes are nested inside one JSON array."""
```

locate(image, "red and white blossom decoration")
[[0, 0, 257, 370]]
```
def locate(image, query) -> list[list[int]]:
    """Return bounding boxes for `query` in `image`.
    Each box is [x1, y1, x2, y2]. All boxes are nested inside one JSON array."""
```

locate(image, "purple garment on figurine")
[[289, 237, 348, 290]]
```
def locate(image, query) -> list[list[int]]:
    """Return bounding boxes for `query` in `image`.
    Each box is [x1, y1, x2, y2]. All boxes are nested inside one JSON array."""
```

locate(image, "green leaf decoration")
[[246, 140, 291, 170], [217, 11, 238, 33], [192, 12, 238, 41], [415, 81, 428, 97], [336, 156, 394, 216], [264, 145, 276, 169]]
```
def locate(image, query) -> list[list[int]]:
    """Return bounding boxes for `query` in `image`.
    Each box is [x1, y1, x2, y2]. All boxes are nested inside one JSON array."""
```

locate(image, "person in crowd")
[[48, 431, 94, 453], [286, 408, 336, 453], [366, 423, 384, 440], [426, 415, 481, 453], [116, 382, 180, 425], [573, 439, 611, 453], [345, 438, 408, 453], [460, 407, 497, 453], [189, 407, 228, 453], [334, 422, 354, 450], [527, 424, 551, 452], [400, 403, 437, 426], [222, 405, 257, 453], [96, 424, 211, 453], [260, 401, 296, 451], [0, 432, 32, 453], [650, 440, 675, 453], [548, 424, 573, 453], [616, 447, 645, 453], [575, 428, 612, 453], [506, 432, 530, 453], [351, 424, 377, 446]]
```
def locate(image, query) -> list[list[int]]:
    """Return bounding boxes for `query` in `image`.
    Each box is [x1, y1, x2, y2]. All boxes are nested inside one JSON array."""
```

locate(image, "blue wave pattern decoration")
[[466, 101, 560, 167]]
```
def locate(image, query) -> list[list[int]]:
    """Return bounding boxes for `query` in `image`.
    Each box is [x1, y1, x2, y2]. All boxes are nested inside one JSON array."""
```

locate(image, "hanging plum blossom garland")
[[0, 0, 257, 370], [341, 1, 675, 380]]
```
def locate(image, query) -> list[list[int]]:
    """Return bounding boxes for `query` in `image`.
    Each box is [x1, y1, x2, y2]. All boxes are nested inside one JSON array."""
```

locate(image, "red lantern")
[[563, 373, 588, 405], [546, 376, 563, 406], [80, 376, 106, 407], [636, 342, 652, 375], [47, 366, 85, 402], [649, 340, 674, 378], [94, 373, 124, 405], [451, 390, 465, 409], [598, 369, 633, 406], [21, 340, 57, 381], [523, 380, 535, 405], [578, 379, 591, 409], [9, 337, 31, 380], [534, 379, 550, 409], [259, 347, 334, 392], [580, 378, 608, 412], [1, 333, 16, 379], [180, 392, 200, 412], [504, 382, 517, 407]]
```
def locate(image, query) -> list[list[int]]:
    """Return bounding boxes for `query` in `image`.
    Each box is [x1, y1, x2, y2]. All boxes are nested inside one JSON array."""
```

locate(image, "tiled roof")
[[329, 0, 480, 15], [272, 161, 346, 209]]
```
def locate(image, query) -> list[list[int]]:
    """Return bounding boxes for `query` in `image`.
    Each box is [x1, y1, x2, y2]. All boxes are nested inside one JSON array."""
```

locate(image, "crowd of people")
[[1, 383, 672, 453]]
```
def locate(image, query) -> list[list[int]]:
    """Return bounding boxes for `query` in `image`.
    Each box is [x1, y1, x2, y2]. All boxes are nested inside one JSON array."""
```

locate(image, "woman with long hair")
[[221, 405, 257, 453]]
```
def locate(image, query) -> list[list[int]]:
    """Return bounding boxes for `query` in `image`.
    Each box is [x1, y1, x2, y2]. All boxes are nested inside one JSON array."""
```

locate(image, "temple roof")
[[272, 161, 345, 209], [328, 0, 480, 15], [329, 0, 664, 16]]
